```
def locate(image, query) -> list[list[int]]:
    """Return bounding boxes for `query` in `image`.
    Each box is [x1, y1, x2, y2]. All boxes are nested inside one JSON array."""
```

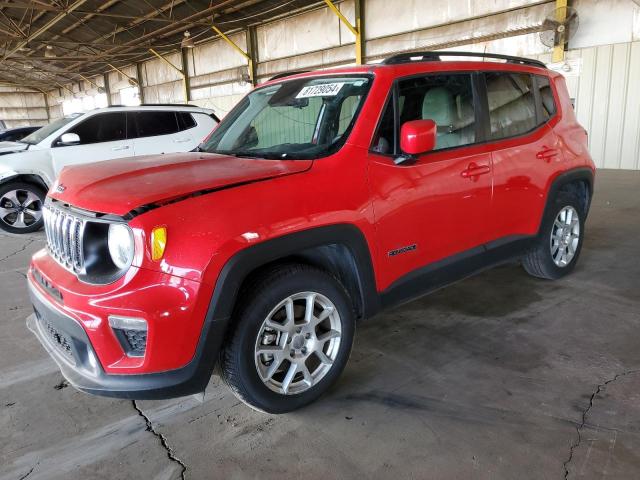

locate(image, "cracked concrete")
[[132, 400, 187, 480], [563, 370, 640, 479], [1, 170, 640, 479]]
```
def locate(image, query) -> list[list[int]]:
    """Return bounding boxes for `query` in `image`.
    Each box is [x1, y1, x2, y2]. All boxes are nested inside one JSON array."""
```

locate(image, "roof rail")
[[269, 70, 310, 81], [382, 51, 546, 69], [106, 103, 202, 108]]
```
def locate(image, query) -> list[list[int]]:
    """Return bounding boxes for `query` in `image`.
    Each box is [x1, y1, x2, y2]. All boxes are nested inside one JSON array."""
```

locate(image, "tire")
[[221, 264, 356, 413], [522, 191, 586, 280], [0, 182, 46, 234]]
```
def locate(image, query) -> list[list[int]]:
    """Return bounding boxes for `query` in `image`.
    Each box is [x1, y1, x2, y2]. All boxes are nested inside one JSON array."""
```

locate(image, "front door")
[[50, 112, 133, 175], [368, 73, 493, 291]]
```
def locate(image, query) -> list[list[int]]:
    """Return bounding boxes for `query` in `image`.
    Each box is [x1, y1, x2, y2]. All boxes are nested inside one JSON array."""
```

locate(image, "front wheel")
[[0, 182, 46, 234], [522, 192, 585, 279], [221, 264, 355, 413]]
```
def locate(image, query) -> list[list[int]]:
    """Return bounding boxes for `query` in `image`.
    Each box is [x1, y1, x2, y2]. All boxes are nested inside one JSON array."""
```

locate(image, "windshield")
[[21, 113, 82, 145], [201, 75, 372, 159]]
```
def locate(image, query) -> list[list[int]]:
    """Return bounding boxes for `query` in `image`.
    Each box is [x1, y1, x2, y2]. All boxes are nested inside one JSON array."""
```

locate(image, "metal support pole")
[[246, 26, 258, 86], [149, 48, 189, 103], [103, 73, 112, 106], [134, 64, 145, 104], [324, 0, 363, 65], [211, 25, 255, 85], [181, 47, 191, 102], [108, 63, 138, 86], [552, 0, 568, 63]]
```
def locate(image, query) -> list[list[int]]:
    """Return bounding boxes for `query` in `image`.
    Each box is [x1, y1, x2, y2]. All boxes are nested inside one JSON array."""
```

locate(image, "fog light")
[[151, 226, 167, 261], [109, 315, 148, 358]]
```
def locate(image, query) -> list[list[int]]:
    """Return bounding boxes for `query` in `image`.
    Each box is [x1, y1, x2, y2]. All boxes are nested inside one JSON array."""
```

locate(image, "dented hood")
[[49, 152, 312, 216]]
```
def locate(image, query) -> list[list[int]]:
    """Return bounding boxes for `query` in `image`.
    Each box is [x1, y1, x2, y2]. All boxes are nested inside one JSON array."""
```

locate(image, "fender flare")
[[206, 223, 380, 324], [539, 167, 594, 233]]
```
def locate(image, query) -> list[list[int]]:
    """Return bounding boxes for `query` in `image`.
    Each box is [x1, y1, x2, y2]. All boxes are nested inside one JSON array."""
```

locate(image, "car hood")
[[49, 152, 313, 216], [0, 141, 28, 154]]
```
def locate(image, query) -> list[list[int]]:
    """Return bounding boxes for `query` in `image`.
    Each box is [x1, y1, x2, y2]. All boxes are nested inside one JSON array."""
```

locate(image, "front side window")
[[201, 76, 372, 159], [66, 112, 126, 145], [23, 114, 82, 145], [372, 74, 477, 155], [485, 72, 536, 140]]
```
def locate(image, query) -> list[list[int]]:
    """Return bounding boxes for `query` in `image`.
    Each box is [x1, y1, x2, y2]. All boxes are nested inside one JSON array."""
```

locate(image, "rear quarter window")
[[535, 75, 557, 121], [485, 72, 537, 140]]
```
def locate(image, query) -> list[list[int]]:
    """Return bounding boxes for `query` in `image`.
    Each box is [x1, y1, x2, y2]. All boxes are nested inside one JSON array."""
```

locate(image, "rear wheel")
[[221, 264, 355, 413], [0, 182, 45, 234], [522, 192, 585, 279]]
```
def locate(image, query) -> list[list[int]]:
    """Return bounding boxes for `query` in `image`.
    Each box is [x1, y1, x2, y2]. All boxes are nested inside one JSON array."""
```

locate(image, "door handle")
[[536, 146, 559, 162], [461, 163, 491, 180], [173, 138, 191, 143], [111, 145, 130, 151]]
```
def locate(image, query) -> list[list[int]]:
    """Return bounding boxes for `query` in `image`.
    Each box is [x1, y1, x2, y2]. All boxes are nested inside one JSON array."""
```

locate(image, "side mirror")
[[58, 132, 80, 146], [399, 119, 437, 157]]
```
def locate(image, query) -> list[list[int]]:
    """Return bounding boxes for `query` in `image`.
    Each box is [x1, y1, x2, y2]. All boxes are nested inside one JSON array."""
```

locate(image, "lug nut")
[[301, 347, 307, 354], [305, 333, 311, 339], [296, 327, 302, 334], [290, 349, 295, 356]]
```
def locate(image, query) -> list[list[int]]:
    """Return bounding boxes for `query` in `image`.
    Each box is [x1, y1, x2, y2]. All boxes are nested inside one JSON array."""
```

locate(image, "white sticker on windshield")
[[296, 82, 345, 98]]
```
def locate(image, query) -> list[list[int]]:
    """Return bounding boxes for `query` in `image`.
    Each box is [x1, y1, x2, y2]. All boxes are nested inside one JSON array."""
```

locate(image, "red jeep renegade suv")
[[27, 52, 595, 413]]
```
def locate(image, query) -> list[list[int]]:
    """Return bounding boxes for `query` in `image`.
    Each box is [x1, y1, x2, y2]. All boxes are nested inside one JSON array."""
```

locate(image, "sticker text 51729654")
[[296, 82, 345, 99]]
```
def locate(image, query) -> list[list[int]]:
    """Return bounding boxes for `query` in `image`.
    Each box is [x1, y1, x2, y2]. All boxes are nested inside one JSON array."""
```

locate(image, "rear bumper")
[[27, 275, 228, 399]]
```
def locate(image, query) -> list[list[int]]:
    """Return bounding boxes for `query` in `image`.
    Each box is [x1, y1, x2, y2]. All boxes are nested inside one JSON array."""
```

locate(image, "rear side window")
[[536, 75, 557, 121], [177, 112, 196, 130], [132, 111, 180, 138], [485, 72, 536, 140], [67, 112, 126, 144]]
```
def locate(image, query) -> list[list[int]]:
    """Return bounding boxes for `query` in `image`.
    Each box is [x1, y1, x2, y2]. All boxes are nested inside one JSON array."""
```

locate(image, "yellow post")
[[324, 0, 363, 64], [211, 25, 255, 85], [149, 48, 189, 102], [108, 63, 138, 86], [552, 0, 568, 63]]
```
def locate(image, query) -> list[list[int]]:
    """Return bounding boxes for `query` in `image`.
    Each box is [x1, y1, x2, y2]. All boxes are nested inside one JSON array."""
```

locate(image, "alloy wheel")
[[254, 291, 342, 395], [550, 205, 580, 267], [0, 188, 43, 229]]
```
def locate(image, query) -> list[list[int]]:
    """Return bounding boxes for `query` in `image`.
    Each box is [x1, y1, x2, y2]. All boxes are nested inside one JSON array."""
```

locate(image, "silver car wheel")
[[254, 291, 342, 396], [550, 205, 580, 267], [0, 188, 43, 229]]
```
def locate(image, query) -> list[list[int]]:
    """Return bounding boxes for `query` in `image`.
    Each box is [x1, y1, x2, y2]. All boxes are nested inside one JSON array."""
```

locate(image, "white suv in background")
[[0, 105, 218, 234]]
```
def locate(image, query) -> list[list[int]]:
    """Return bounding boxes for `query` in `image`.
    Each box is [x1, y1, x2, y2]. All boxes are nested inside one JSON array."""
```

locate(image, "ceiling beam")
[[1, 0, 88, 63], [61, 0, 239, 74]]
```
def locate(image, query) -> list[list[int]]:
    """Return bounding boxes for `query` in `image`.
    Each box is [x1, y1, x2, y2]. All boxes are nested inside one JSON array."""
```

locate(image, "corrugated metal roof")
[[0, 0, 322, 91]]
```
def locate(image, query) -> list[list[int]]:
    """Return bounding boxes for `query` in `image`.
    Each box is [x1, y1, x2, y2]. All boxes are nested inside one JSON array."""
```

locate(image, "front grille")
[[34, 308, 75, 363], [43, 204, 85, 273]]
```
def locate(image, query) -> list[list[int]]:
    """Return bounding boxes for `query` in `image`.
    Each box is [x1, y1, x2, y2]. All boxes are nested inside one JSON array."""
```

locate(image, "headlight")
[[108, 223, 134, 270]]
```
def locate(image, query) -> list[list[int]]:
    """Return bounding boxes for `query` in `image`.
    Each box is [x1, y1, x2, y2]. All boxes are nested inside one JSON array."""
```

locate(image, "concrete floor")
[[1, 169, 639, 480]]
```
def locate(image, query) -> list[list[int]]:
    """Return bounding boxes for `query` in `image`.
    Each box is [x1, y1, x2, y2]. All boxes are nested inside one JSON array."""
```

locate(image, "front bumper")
[[27, 270, 229, 400]]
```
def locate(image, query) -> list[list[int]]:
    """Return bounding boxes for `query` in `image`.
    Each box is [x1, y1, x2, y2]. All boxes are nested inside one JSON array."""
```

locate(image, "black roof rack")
[[382, 51, 546, 69], [106, 103, 202, 108], [269, 70, 310, 81]]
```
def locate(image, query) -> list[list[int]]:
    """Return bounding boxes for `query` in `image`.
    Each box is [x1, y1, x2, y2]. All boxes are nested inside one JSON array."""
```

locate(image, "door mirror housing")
[[400, 119, 437, 156], [58, 132, 80, 146]]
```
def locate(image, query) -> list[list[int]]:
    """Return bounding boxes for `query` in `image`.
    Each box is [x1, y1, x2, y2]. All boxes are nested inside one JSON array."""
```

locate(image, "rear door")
[[129, 111, 194, 156], [368, 72, 493, 290], [50, 112, 133, 175], [484, 71, 564, 240]]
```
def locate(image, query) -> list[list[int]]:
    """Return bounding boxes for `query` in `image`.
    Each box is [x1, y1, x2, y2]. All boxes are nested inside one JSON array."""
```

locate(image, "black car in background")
[[0, 126, 41, 143]]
